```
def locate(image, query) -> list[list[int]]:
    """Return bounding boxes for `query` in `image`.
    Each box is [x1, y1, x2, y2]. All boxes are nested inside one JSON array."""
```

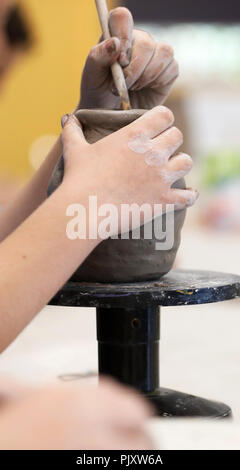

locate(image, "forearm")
[[0, 137, 62, 242], [0, 181, 98, 352]]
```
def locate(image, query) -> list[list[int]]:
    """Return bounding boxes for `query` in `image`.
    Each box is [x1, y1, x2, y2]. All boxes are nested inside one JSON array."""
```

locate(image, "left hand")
[[79, 7, 178, 110]]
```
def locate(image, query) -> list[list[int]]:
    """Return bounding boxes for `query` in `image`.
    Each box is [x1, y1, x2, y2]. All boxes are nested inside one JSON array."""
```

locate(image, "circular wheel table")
[[50, 269, 240, 418]]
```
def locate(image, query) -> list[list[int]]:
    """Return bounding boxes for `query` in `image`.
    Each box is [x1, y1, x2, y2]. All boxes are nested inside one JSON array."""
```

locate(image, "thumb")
[[61, 114, 88, 161], [85, 37, 121, 85]]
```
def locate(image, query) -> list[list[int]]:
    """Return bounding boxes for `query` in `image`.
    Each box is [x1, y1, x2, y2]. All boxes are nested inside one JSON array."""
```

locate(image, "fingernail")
[[106, 38, 118, 55], [61, 114, 70, 128]]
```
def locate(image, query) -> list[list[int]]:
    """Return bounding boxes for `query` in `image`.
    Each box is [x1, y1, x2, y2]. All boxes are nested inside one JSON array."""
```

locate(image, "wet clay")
[[48, 109, 186, 283]]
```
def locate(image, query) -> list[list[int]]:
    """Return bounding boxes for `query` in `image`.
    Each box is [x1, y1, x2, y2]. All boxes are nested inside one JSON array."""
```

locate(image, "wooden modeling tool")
[[95, 0, 132, 110]]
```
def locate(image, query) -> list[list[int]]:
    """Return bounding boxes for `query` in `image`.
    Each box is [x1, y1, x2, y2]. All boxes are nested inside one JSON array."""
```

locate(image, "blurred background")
[[0, 0, 239, 272]]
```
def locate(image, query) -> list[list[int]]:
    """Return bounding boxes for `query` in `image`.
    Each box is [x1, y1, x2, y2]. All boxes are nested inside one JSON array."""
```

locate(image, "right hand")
[[0, 378, 154, 450], [61, 106, 198, 238]]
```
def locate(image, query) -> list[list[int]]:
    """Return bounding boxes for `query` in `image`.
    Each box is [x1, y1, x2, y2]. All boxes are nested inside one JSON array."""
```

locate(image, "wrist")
[[59, 178, 106, 245]]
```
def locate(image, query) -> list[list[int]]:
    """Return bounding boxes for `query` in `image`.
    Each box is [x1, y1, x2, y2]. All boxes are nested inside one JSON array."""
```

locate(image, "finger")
[[138, 127, 183, 167], [123, 30, 156, 90], [61, 114, 88, 156], [83, 37, 121, 85], [131, 42, 174, 91], [126, 106, 174, 141], [109, 7, 134, 67], [166, 188, 199, 210], [162, 153, 193, 184], [153, 126, 183, 154], [151, 59, 179, 89]]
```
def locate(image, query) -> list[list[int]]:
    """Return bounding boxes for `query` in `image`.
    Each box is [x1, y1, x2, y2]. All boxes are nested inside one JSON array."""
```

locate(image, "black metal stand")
[[97, 306, 160, 393], [50, 270, 240, 418]]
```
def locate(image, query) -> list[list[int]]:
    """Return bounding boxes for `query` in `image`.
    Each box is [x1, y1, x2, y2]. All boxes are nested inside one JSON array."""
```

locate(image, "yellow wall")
[[0, 0, 115, 180]]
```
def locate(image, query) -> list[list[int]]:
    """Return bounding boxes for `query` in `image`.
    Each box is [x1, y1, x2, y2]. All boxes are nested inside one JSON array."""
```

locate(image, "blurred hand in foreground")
[[0, 378, 154, 450]]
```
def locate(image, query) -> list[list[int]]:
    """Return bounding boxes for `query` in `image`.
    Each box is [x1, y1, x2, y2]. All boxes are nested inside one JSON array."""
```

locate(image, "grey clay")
[[48, 109, 186, 283]]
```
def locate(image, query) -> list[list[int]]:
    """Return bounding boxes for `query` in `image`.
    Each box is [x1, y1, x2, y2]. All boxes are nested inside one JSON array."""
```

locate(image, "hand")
[[0, 378, 153, 450], [61, 106, 198, 238], [79, 7, 178, 110]]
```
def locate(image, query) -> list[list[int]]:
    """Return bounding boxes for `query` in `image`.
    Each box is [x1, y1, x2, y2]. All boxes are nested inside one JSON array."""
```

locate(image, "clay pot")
[[48, 109, 186, 283]]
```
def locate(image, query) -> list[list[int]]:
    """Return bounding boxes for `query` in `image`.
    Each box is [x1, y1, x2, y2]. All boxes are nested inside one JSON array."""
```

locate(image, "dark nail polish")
[[61, 114, 70, 128], [111, 85, 119, 96], [106, 39, 117, 55]]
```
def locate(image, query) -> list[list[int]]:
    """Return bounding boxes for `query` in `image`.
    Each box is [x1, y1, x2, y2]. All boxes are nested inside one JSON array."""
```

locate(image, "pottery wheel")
[[50, 270, 240, 418]]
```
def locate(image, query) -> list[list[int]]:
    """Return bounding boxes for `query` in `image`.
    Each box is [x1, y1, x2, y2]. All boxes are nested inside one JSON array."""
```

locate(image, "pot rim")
[[75, 108, 147, 128]]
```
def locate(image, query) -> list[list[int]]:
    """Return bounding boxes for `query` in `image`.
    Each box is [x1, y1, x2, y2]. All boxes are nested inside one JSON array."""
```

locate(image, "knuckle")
[[159, 42, 174, 59], [88, 45, 99, 63], [140, 32, 155, 51]]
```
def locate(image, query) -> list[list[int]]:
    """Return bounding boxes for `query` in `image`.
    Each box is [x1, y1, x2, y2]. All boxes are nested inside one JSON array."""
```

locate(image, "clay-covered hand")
[[61, 106, 198, 237], [79, 7, 178, 110], [0, 379, 153, 450]]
